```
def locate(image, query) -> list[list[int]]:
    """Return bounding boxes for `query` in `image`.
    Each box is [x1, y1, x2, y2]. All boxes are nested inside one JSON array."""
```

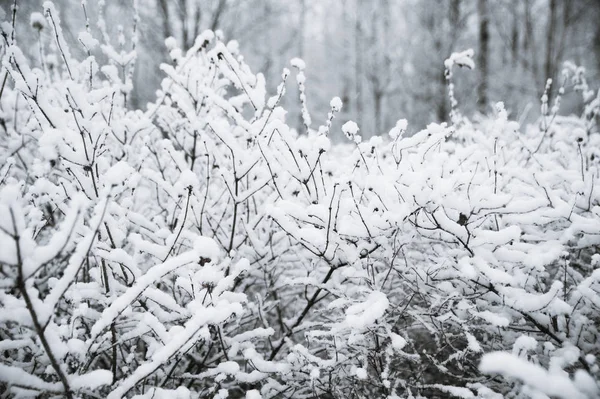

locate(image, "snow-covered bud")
[[30, 12, 45, 31], [330, 97, 343, 112], [389, 119, 408, 140], [342, 121, 359, 141], [165, 36, 178, 51]]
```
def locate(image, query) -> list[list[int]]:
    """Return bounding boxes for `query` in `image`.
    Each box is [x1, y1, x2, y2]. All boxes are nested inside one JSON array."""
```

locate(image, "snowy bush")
[[0, 3, 599, 399]]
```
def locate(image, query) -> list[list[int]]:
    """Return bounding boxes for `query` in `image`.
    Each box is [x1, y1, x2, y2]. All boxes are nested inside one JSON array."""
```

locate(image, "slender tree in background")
[[297, 0, 306, 131], [596, 24, 600, 73], [178, 0, 188, 48], [511, 0, 519, 67], [477, 0, 489, 112], [432, 0, 462, 122], [156, 0, 228, 50], [5, 0, 598, 132], [523, 0, 539, 86], [371, 0, 391, 134], [341, 0, 352, 123], [354, 0, 363, 128], [545, 0, 557, 86], [158, 0, 171, 38], [209, 0, 226, 33]]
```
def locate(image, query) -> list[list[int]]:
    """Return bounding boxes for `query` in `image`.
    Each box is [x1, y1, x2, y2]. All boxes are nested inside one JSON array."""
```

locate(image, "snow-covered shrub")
[[0, 4, 273, 398], [0, 4, 599, 399]]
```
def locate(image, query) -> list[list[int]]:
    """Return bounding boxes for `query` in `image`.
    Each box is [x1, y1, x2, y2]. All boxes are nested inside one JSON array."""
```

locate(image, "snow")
[[71, 369, 113, 389], [88, 250, 199, 342], [108, 301, 244, 399], [444, 49, 475, 70], [355, 367, 367, 379], [310, 367, 320, 379], [431, 385, 475, 399], [78, 31, 99, 51], [342, 291, 389, 331], [0, 364, 60, 392], [193, 236, 221, 260], [290, 58, 306, 70], [246, 390, 262, 399], [512, 335, 538, 355], [2, 10, 600, 399], [342, 120, 359, 140], [30, 12, 45, 30], [465, 332, 482, 352], [472, 310, 510, 327], [330, 96, 343, 112], [389, 119, 408, 139], [165, 36, 178, 50], [227, 40, 240, 54], [480, 352, 590, 399], [104, 161, 136, 187], [390, 333, 407, 350]]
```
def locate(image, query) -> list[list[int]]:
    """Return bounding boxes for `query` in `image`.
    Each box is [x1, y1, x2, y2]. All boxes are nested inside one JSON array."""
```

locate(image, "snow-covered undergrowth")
[[0, 3, 599, 399]]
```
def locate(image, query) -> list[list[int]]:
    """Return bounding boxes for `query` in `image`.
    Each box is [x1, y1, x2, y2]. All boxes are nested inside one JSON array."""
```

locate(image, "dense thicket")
[[0, 3, 599, 399]]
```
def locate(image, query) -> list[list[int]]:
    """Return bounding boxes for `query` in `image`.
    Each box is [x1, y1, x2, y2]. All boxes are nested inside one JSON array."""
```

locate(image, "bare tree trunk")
[[429, 5, 446, 122], [341, 0, 352, 119], [381, 0, 391, 132], [436, 1, 461, 122], [193, 1, 202, 40], [368, 0, 392, 134], [553, 0, 572, 86], [477, 0, 489, 113], [545, 0, 557, 84], [158, 0, 172, 39], [595, 25, 600, 76], [449, 0, 461, 45], [524, 0, 539, 86], [437, 68, 447, 122], [297, 0, 306, 131], [511, 0, 519, 66], [178, 0, 189, 49], [374, 90, 382, 134], [371, 3, 380, 135], [210, 0, 227, 32], [355, 0, 363, 128], [260, 2, 274, 85], [298, 0, 306, 58]]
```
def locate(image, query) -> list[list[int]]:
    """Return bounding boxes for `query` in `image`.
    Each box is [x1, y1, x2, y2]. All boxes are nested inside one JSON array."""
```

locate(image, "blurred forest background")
[[4, 0, 600, 139]]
